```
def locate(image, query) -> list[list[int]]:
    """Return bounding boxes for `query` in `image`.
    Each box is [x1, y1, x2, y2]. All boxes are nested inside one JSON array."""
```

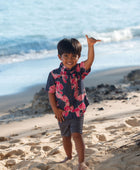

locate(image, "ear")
[[58, 55, 62, 60]]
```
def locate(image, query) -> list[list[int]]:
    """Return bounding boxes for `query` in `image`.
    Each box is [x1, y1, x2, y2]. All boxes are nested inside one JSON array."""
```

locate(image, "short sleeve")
[[79, 62, 91, 80], [46, 72, 56, 93]]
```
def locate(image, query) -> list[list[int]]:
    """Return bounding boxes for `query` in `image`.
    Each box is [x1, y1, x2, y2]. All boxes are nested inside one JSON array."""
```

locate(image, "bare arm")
[[48, 93, 64, 122], [84, 35, 101, 70]]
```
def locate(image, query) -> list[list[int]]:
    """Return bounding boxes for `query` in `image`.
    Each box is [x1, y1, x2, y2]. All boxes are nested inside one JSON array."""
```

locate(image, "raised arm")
[[84, 35, 101, 70]]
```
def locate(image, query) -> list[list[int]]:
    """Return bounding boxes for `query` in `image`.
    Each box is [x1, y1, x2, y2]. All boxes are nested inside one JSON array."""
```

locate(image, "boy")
[[46, 35, 101, 170]]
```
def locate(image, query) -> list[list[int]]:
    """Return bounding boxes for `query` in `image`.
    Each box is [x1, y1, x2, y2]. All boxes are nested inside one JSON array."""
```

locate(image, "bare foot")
[[78, 162, 90, 170]]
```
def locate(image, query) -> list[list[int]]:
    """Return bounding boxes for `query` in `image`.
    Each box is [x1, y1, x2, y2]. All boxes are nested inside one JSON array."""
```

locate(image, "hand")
[[85, 35, 101, 46], [54, 108, 64, 123]]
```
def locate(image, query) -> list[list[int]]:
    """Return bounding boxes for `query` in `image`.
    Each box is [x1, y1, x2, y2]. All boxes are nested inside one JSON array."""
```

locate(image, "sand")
[[0, 66, 140, 170]]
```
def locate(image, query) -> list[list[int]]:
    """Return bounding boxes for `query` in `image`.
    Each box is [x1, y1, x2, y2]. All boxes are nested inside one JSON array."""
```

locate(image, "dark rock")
[[125, 69, 140, 81], [98, 107, 104, 111], [32, 88, 52, 114], [109, 85, 116, 91], [86, 84, 128, 103]]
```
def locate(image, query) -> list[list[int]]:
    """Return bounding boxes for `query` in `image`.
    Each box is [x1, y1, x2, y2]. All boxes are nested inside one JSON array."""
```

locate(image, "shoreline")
[[0, 65, 140, 113]]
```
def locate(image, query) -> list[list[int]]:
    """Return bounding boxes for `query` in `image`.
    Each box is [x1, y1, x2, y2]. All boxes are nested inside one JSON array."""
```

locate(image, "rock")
[[125, 69, 140, 82], [124, 69, 140, 89], [32, 88, 52, 114], [98, 107, 104, 111], [86, 84, 128, 103]]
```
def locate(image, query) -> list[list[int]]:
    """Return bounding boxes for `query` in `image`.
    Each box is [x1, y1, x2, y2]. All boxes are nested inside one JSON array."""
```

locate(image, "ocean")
[[0, 0, 140, 96]]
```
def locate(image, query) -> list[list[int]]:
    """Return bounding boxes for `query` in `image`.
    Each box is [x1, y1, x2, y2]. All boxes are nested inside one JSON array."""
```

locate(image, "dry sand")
[[0, 66, 140, 170]]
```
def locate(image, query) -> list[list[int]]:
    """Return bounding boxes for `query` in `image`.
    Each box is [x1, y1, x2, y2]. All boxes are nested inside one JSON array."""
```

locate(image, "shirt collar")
[[60, 62, 76, 75]]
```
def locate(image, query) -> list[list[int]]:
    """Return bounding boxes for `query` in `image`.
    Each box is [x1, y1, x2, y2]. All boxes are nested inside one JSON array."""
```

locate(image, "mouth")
[[67, 62, 73, 65]]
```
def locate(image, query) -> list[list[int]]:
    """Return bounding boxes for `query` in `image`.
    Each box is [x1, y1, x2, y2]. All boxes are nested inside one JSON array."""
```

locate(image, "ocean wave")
[[0, 35, 57, 57], [80, 25, 140, 44], [0, 49, 57, 65], [92, 26, 140, 43], [0, 26, 140, 64]]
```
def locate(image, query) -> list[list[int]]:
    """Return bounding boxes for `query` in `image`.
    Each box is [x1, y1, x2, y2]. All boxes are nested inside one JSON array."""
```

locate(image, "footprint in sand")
[[105, 123, 127, 131], [9, 139, 21, 144], [47, 148, 61, 156], [0, 137, 9, 142], [30, 145, 41, 153], [96, 134, 107, 141], [4, 149, 25, 159], [0, 145, 9, 149], [26, 142, 41, 146], [42, 145, 52, 151], [83, 125, 96, 130], [125, 117, 140, 127], [5, 159, 16, 167]]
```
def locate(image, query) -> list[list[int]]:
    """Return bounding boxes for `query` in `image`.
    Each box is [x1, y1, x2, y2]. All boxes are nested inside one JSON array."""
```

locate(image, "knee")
[[63, 136, 71, 142], [72, 133, 82, 141]]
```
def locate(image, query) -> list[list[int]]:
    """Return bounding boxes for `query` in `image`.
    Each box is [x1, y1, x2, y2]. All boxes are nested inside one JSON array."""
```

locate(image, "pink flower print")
[[56, 81, 63, 91], [62, 95, 69, 103], [51, 72, 61, 79], [63, 111, 69, 117], [76, 65, 80, 72], [64, 106, 70, 112], [71, 78, 78, 89], [80, 61, 85, 68], [62, 75, 68, 83], [78, 103, 86, 110], [74, 107, 80, 117], [49, 85, 56, 93], [74, 93, 85, 102], [72, 73, 76, 78]]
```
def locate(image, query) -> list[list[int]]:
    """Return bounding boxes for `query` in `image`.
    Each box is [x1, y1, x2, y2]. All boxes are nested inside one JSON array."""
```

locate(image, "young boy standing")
[[46, 35, 101, 170]]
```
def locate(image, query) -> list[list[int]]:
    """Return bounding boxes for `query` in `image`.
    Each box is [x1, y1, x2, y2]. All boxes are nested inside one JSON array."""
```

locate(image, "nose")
[[67, 55, 73, 60]]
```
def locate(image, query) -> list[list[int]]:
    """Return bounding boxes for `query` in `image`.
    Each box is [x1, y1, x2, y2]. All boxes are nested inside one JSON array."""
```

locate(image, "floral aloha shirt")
[[46, 61, 91, 119]]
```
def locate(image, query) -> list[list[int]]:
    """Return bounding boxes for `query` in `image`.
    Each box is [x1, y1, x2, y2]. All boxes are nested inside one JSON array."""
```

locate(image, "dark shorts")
[[58, 116, 84, 137]]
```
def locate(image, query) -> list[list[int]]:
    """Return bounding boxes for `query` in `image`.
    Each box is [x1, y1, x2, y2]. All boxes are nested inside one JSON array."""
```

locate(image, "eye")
[[64, 54, 68, 58], [72, 55, 77, 59]]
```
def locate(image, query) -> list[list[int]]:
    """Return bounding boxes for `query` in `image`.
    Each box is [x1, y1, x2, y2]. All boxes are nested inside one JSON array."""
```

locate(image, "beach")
[[0, 66, 140, 170]]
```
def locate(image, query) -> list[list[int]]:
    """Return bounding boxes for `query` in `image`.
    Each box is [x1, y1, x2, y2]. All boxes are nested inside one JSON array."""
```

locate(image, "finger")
[[62, 116, 64, 121], [85, 35, 88, 39], [96, 39, 101, 42]]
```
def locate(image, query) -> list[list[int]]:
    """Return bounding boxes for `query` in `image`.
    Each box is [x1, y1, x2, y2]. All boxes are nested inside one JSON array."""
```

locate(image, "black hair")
[[57, 38, 82, 57]]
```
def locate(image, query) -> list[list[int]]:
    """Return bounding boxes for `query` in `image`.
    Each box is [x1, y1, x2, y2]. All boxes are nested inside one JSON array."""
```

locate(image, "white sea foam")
[[0, 49, 57, 65], [81, 26, 140, 44]]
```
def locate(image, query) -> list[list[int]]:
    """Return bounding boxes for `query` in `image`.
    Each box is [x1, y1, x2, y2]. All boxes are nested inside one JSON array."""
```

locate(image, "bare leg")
[[72, 133, 85, 163], [62, 136, 72, 161], [72, 133, 89, 170]]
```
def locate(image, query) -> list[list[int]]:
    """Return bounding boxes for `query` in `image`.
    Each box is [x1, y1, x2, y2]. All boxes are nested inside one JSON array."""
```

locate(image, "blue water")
[[0, 0, 140, 96]]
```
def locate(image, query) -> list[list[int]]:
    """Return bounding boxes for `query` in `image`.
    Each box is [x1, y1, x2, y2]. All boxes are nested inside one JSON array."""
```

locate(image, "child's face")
[[58, 53, 79, 69]]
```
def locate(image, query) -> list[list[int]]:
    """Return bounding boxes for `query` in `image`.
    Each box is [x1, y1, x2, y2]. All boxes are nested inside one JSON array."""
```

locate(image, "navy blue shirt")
[[46, 61, 90, 119]]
